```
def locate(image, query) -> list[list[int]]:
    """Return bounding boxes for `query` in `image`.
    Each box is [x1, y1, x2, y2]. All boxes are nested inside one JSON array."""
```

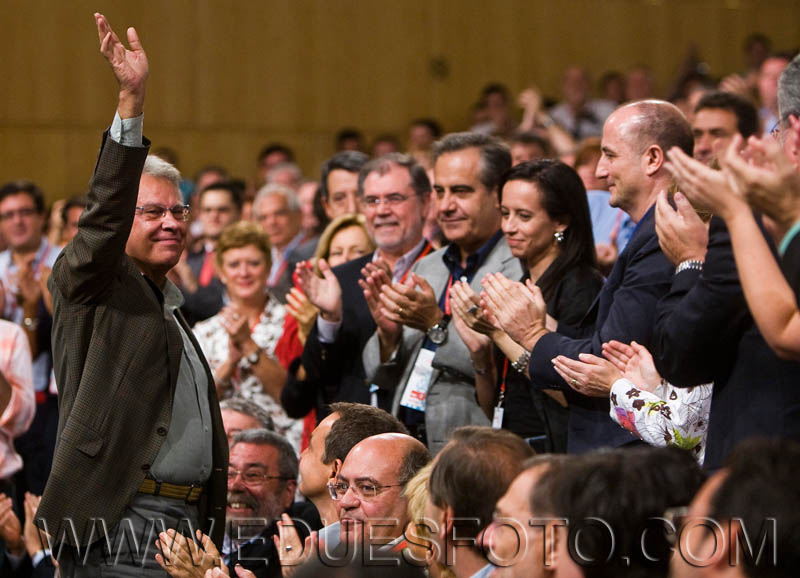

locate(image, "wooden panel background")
[[0, 0, 798, 201]]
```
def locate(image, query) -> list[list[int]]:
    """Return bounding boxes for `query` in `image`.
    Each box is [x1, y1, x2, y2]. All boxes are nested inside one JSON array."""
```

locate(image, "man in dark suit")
[[653, 55, 800, 470], [510, 101, 690, 453], [291, 154, 432, 420], [36, 14, 227, 574]]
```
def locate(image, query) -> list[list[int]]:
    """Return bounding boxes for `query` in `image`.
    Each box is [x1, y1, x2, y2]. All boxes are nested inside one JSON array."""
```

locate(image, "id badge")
[[399, 348, 435, 412], [492, 406, 504, 429]]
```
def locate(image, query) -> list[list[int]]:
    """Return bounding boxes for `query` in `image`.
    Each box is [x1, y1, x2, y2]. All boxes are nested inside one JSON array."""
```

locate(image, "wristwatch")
[[427, 317, 449, 345], [242, 349, 260, 368], [675, 259, 704, 275]]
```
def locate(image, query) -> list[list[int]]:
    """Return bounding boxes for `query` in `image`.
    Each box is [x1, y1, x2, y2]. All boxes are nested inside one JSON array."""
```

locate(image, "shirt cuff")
[[31, 549, 51, 568], [110, 111, 145, 147], [779, 219, 800, 256], [316, 316, 342, 343], [610, 378, 634, 403]]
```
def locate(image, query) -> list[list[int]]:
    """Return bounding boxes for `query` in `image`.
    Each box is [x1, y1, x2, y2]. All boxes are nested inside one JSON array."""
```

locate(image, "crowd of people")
[[0, 12, 798, 578]]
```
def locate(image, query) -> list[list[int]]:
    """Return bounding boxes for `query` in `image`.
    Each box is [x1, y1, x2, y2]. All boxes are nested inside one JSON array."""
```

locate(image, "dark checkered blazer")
[[37, 132, 228, 548]]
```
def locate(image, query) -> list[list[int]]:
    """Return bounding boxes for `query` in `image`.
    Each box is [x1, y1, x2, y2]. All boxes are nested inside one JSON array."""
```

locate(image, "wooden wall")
[[0, 0, 798, 201]]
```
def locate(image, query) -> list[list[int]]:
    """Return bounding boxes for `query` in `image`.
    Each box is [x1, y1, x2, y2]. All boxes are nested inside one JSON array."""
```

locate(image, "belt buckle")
[[152, 480, 162, 497]]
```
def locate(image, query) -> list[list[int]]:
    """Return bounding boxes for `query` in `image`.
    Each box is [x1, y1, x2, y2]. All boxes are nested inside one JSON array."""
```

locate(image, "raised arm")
[[50, 13, 150, 303]]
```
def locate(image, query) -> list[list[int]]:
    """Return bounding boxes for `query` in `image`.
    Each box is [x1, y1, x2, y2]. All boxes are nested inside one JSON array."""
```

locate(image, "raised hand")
[[722, 125, 800, 235], [665, 146, 748, 221], [273, 514, 314, 577], [378, 273, 442, 332], [156, 529, 219, 578], [285, 288, 318, 345], [15, 255, 42, 308], [0, 493, 24, 557], [94, 13, 148, 118], [602, 340, 661, 393], [23, 493, 48, 558], [358, 265, 401, 354], [480, 274, 547, 350], [296, 260, 342, 322], [552, 353, 622, 397], [654, 190, 709, 266], [220, 305, 251, 348], [449, 281, 498, 336]]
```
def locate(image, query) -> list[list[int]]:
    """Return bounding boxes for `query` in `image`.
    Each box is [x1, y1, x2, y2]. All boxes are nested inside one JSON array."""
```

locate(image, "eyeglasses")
[[135, 204, 191, 222], [227, 467, 290, 486], [360, 194, 412, 209], [327, 479, 404, 501], [0, 207, 37, 221]]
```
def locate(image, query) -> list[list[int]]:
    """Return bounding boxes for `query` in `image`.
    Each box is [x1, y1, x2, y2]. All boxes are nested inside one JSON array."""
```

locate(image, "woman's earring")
[[554, 231, 565, 243]]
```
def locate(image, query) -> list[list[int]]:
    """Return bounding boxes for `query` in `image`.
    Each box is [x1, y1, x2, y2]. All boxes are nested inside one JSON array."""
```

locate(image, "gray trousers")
[[56, 493, 202, 577]]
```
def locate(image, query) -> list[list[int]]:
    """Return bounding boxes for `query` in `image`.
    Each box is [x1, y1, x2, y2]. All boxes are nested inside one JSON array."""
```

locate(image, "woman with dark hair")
[[451, 159, 602, 452]]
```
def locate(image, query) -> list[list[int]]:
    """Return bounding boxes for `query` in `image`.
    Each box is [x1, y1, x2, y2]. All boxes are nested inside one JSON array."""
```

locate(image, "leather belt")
[[138, 478, 203, 503]]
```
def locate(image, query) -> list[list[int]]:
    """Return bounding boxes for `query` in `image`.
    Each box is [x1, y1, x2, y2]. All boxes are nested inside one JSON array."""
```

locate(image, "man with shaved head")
[[331, 432, 430, 548], [508, 100, 689, 453]]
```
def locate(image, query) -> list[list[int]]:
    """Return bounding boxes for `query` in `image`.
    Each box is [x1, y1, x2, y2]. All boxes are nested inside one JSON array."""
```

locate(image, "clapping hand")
[[602, 340, 661, 393], [654, 190, 709, 266], [480, 273, 547, 350], [552, 353, 622, 397], [722, 124, 800, 235], [296, 260, 342, 322]]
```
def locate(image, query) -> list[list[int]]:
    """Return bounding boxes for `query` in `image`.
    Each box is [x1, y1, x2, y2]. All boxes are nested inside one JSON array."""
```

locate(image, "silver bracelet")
[[511, 350, 531, 373], [675, 259, 704, 275]]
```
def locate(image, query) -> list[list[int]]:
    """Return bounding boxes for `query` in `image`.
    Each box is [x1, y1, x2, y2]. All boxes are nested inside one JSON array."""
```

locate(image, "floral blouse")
[[194, 298, 303, 453], [609, 378, 713, 464]]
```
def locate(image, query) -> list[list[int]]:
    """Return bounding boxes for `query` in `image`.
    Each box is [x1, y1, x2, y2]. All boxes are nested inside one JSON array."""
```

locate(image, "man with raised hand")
[[37, 14, 227, 575]]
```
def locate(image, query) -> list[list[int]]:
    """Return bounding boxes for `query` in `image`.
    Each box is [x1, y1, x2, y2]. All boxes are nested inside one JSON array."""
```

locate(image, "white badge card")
[[399, 348, 435, 412], [492, 406, 504, 430]]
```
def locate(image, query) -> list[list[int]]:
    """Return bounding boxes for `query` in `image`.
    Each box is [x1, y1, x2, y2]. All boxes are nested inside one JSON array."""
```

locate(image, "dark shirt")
[[501, 264, 602, 450], [402, 231, 504, 430]]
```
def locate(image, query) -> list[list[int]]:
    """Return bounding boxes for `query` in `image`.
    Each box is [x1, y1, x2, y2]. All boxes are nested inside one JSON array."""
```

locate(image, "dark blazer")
[[291, 253, 392, 421], [227, 501, 318, 578], [180, 248, 226, 326], [652, 216, 800, 470], [37, 133, 228, 548], [529, 206, 674, 453]]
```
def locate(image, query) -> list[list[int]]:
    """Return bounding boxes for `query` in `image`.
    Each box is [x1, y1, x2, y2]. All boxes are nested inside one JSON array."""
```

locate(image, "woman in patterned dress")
[[194, 221, 303, 451]]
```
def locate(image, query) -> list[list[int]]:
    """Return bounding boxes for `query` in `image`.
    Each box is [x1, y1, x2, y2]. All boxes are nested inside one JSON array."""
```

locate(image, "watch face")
[[247, 351, 259, 364], [429, 324, 447, 345]]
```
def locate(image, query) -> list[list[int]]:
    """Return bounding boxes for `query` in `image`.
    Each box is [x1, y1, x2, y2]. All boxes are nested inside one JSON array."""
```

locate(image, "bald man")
[[519, 100, 690, 453], [331, 433, 430, 548]]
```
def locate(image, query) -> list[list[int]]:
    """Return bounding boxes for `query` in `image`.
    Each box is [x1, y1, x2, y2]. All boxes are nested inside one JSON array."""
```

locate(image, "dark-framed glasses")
[[227, 467, 290, 486], [135, 204, 190, 222]]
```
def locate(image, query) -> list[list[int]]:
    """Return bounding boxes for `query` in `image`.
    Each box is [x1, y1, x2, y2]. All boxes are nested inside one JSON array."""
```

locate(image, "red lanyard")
[[398, 241, 433, 284], [497, 358, 510, 408], [443, 275, 454, 316]]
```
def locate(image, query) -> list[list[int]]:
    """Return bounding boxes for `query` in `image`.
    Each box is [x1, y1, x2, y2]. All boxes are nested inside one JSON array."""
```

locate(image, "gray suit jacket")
[[363, 237, 523, 454], [37, 133, 228, 548]]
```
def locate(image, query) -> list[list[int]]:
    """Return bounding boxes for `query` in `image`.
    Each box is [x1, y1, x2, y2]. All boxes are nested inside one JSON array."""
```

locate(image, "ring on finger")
[[398, 306, 405, 316], [467, 305, 479, 316], [571, 378, 578, 387]]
